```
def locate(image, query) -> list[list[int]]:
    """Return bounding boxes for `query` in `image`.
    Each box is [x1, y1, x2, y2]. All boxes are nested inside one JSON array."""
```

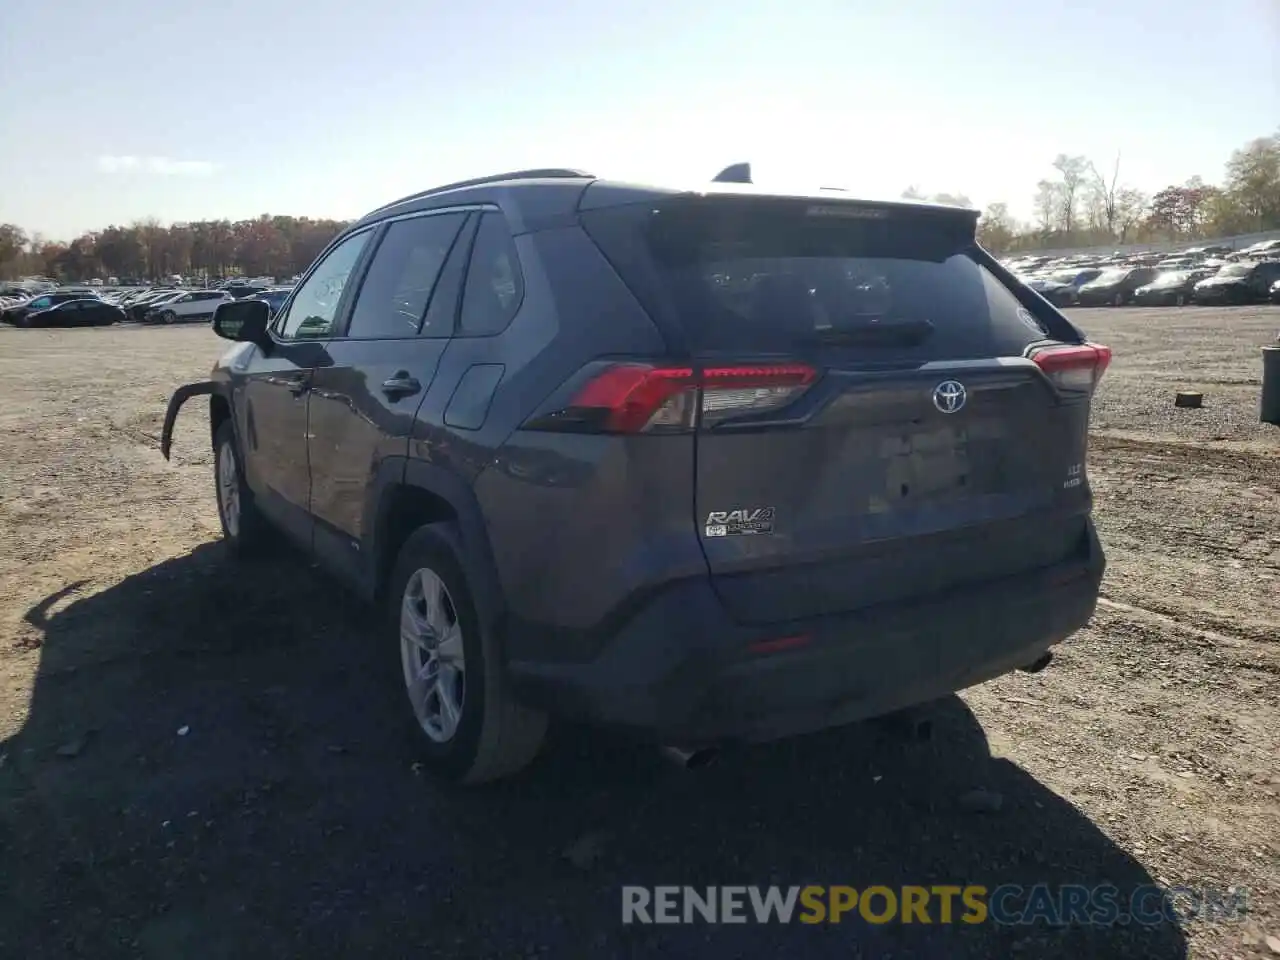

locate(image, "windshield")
[[1149, 271, 1191, 287], [1215, 264, 1253, 277]]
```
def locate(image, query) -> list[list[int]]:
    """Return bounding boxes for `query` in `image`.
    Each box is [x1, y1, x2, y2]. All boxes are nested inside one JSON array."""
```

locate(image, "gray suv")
[[162, 168, 1108, 783]]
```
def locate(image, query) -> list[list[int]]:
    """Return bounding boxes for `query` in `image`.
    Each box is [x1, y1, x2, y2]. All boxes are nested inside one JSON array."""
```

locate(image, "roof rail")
[[366, 168, 595, 217]]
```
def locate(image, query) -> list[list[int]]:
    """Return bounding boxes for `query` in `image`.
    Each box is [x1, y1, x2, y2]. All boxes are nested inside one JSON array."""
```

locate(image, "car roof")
[[347, 168, 979, 237]]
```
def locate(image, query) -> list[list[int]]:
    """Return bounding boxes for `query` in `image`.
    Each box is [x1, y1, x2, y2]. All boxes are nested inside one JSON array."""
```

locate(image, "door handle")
[[287, 378, 309, 396], [381, 374, 422, 399]]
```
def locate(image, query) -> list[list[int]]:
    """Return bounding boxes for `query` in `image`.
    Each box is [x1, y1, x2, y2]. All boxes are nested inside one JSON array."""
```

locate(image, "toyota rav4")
[[161, 168, 1109, 783]]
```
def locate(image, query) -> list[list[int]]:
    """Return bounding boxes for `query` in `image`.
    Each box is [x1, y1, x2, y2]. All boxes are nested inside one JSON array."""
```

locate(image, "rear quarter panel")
[[458, 226, 708, 651]]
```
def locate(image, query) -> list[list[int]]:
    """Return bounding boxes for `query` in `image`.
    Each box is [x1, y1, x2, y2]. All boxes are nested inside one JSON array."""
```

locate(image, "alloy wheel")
[[216, 440, 240, 538], [400, 568, 466, 743]]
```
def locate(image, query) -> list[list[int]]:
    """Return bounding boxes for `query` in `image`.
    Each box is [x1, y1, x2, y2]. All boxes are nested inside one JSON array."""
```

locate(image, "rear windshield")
[[581, 197, 1054, 358]]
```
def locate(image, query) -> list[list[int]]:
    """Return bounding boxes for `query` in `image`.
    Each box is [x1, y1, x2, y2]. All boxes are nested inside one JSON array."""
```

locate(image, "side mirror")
[[212, 299, 271, 345]]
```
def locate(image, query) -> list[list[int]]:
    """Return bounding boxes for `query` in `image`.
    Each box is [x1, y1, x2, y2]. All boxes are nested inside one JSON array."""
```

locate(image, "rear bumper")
[[508, 522, 1105, 745]]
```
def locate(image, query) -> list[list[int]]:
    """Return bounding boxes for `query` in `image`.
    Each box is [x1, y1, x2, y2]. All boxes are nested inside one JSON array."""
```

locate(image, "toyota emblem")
[[933, 380, 967, 414]]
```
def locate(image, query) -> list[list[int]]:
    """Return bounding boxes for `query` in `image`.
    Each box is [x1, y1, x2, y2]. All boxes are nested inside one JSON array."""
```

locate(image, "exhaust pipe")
[[1020, 652, 1053, 674], [659, 746, 720, 770]]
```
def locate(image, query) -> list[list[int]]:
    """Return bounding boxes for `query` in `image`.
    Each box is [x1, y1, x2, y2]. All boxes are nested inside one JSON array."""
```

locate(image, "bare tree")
[[1114, 188, 1149, 243], [1034, 180, 1059, 236], [1088, 154, 1122, 237], [977, 203, 1016, 252], [1051, 154, 1089, 234]]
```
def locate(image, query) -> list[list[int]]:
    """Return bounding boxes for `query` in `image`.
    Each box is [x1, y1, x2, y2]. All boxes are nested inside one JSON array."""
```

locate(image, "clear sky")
[[1, 0, 1277, 239]]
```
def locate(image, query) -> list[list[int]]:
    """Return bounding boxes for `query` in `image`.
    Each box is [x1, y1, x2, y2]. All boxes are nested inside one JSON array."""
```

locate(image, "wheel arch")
[[366, 458, 506, 634]]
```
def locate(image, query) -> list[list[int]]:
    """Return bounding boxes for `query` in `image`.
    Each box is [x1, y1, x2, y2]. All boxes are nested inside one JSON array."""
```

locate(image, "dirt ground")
[[1, 307, 1277, 959]]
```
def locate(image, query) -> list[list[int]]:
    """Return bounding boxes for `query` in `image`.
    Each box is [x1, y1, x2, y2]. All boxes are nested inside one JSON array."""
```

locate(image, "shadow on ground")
[[1, 544, 1187, 959]]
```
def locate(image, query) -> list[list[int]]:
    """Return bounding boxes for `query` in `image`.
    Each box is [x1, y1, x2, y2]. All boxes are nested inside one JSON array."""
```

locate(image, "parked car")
[[160, 168, 1109, 783], [145, 290, 233, 323], [125, 290, 182, 321], [1153, 257, 1202, 272], [251, 287, 292, 318], [226, 285, 269, 300], [1236, 239, 1280, 260], [3, 291, 96, 324], [15, 299, 125, 327], [1132, 268, 1216, 306], [1192, 261, 1280, 305], [1024, 276, 1072, 305], [1029, 268, 1103, 307], [1270, 279, 1280, 304], [1076, 267, 1160, 306]]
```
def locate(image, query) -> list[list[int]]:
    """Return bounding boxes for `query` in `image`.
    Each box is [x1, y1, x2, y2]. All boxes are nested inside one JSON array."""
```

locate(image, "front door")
[[307, 211, 472, 588], [236, 228, 374, 547]]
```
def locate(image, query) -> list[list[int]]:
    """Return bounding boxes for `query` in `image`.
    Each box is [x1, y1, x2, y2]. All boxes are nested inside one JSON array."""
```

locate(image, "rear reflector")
[[1030, 342, 1112, 392], [529, 362, 818, 434]]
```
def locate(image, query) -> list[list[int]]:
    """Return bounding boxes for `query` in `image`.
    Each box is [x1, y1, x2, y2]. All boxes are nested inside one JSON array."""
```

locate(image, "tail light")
[[1030, 342, 1112, 393], [527, 362, 818, 434]]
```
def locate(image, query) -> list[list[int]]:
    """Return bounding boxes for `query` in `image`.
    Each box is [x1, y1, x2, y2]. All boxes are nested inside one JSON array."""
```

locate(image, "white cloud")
[[97, 155, 218, 176], [97, 155, 141, 173]]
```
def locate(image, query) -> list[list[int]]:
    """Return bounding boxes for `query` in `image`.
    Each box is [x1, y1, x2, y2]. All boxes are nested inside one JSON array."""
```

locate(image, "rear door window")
[[346, 212, 468, 339], [582, 198, 1052, 359]]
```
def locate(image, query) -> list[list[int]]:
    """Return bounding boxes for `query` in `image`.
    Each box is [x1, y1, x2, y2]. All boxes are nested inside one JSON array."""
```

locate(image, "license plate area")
[[881, 427, 971, 503]]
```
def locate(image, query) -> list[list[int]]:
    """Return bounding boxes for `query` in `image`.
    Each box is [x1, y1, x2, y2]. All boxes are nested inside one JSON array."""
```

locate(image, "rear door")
[[306, 209, 472, 585], [583, 195, 1106, 624]]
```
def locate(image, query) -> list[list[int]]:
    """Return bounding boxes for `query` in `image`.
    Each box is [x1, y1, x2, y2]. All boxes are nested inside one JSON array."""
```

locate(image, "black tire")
[[1112, 292, 1125, 307], [1175, 293, 1186, 306], [387, 524, 546, 783], [160, 310, 177, 324], [212, 421, 273, 557]]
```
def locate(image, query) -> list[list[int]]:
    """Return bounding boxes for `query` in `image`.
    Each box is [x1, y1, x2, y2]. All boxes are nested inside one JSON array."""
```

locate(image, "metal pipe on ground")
[[1262, 346, 1280, 426]]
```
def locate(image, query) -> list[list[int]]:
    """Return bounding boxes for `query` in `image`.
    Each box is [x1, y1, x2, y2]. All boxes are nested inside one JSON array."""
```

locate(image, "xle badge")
[[705, 507, 776, 538]]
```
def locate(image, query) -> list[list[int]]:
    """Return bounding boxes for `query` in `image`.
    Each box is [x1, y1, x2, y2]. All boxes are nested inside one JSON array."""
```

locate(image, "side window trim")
[[330, 205, 486, 341], [270, 226, 375, 342], [324, 222, 389, 340], [419, 212, 479, 339]]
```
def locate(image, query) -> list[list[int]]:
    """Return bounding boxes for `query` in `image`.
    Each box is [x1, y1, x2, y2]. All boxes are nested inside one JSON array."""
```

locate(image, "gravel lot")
[[1, 306, 1277, 959]]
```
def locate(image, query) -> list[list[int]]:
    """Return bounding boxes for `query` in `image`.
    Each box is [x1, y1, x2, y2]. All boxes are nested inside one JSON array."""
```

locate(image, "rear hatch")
[[579, 191, 1108, 624]]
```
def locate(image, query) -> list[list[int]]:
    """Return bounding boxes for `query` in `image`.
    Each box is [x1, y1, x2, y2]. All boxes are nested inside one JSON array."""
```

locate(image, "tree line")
[[952, 129, 1280, 254], [0, 215, 352, 283], [2, 129, 1278, 280], [972, 128, 1274, 256]]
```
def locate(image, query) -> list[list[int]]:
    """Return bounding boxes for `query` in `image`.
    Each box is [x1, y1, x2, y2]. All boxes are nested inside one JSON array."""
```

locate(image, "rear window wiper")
[[809, 318, 934, 347]]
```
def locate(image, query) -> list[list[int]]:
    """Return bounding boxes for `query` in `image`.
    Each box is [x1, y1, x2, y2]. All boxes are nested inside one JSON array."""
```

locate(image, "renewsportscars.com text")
[[621, 884, 1248, 926]]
